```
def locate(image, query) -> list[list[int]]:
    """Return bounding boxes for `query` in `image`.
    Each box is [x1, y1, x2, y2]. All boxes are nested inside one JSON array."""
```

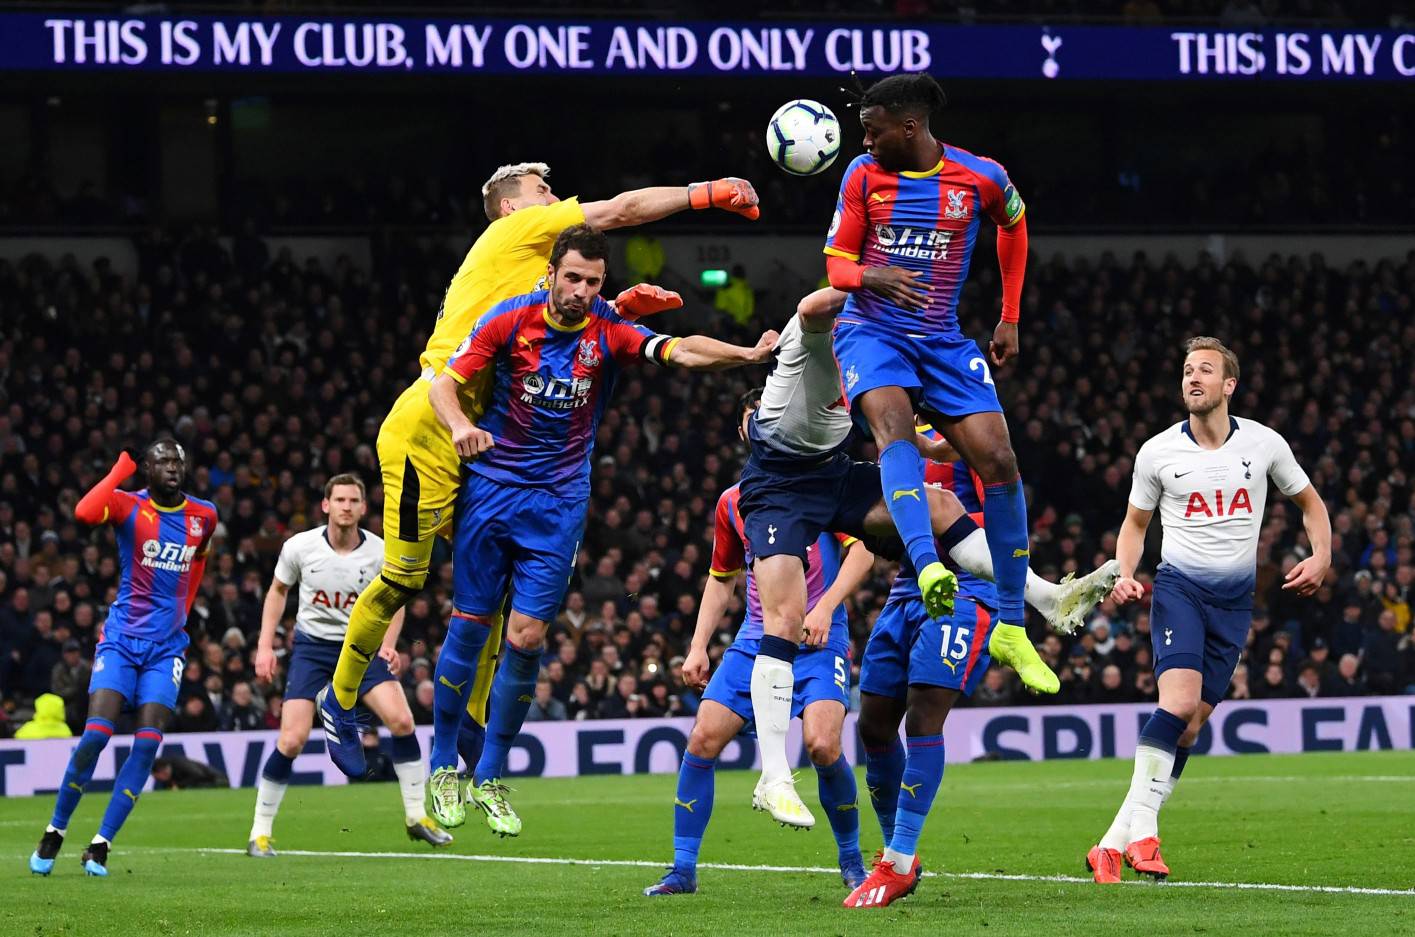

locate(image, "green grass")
[[3, 750, 1413, 936]]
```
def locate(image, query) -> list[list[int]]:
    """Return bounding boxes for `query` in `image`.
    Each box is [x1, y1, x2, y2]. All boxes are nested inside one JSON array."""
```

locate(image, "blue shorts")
[[860, 596, 994, 698], [454, 471, 586, 623], [1150, 566, 1250, 708], [89, 630, 190, 711], [833, 320, 1002, 418], [737, 445, 882, 564], [703, 638, 850, 725], [284, 633, 396, 701]]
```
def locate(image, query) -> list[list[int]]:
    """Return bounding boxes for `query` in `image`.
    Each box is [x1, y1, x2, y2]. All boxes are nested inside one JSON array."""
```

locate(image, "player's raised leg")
[[644, 700, 743, 896], [248, 697, 315, 857], [30, 689, 123, 875], [801, 698, 865, 888], [747, 554, 814, 828], [361, 681, 452, 846]]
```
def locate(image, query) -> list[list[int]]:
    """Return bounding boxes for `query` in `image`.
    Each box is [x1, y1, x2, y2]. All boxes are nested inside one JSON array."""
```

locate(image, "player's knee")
[[377, 553, 429, 597], [974, 445, 1019, 484], [804, 732, 841, 766], [686, 723, 728, 760], [385, 712, 416, 737], [1163, 699, 1199, 724], [855, 714, 895, 750], [278, 727, 310, 757]]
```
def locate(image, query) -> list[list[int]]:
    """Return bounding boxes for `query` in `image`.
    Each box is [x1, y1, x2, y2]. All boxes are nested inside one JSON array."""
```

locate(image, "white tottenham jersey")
[[1130, 416, 1309, 603], [751, 315, 853, 455], [272, 527, 384, 642]]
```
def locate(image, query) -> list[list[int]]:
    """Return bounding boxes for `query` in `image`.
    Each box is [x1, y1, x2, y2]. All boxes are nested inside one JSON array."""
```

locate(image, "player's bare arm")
[[802, 541, 873, 647], [796, 287, 847, 333], [379, 607, 407, 677], [1281, 484, 1332, 596], [427, 373, 495, 460], [685, 575, 737, 689], [581, 178, 760, 229], [1111, 502, 1154, 604], [665, 330, 780, 371], [255, 576, 292, 684], [915, 431, 960, 463]]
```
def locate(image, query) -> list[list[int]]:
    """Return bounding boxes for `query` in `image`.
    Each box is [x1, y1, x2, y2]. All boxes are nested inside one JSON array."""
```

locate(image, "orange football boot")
[[845, 858, 920, 908], [1086, 845, 1123, 883], [1124, 836, 1170, 880]]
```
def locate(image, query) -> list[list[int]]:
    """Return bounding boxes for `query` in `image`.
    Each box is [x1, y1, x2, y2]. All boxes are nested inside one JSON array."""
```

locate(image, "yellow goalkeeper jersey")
[[419, 196, 587, 375]]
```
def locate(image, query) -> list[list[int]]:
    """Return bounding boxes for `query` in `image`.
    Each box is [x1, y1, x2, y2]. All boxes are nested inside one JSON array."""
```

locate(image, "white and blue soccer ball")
[[766, 99, 841, 177]]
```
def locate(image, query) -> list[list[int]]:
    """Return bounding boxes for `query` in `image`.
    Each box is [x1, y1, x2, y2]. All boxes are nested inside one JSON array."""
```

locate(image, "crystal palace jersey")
[[709, 483, 853, 647], [100, 489, 217, 642], [889, 428, 998, 610], [444, 290, 672, 499], [823, 144, 1025, 334], [272, 526, 385, 643], [1130, 416, 1310, 606]]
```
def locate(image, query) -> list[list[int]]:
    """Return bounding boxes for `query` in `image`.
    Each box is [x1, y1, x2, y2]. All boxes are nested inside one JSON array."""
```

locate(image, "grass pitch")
[[3, 750, 1412, 936]]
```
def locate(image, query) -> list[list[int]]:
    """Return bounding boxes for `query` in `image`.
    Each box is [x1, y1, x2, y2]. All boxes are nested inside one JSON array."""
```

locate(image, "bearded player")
[[319, 163, 761, 776], [1086, 337, 1329, 883]]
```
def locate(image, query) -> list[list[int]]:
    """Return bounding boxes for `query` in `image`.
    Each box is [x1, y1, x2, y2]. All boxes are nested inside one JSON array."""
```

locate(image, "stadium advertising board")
[[0, 696, 1409, 795], [3, 15, 1415, 80]]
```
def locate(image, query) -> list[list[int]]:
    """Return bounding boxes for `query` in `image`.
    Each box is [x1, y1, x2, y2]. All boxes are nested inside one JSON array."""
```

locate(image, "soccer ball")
[[766, 99, 841, 177]]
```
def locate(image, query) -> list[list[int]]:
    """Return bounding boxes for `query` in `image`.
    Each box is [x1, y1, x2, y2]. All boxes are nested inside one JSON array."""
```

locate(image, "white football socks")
[[1099, 742, 1176, 850], [250, 776, 288, 840], [946, 528, 1057, 614], [394, 757, 428, 824], [749, 653, 795, 782], [883, 847, 914, 876]]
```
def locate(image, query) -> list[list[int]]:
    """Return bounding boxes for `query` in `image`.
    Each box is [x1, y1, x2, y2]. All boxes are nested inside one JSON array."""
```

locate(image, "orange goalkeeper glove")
[[614, 284, 683, 321], [687, 178, 761, 220]]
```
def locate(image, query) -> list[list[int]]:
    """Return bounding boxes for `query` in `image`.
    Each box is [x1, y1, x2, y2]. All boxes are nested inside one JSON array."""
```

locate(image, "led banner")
[[1, 697, 1409, 795], [1, 15, 1413, 80]]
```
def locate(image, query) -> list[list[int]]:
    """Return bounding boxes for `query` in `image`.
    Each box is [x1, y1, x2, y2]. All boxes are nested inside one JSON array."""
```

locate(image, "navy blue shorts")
[[860, 596, 994, 698], [1150, 566, 1251, 707], [89, 630, 189, 711], [833, 319, 1003, 418], [285, 633, 396, 701], [737, 446, 881, 564], [454, 471, 586, 623], [702, 637, 850, 726]]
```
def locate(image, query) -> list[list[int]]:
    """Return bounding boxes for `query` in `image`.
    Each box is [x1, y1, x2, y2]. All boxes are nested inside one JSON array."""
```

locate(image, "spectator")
[[525, 679, 568, 722], [409, 679, 435, 725], [175, 695, 219, 733], [151, 756, 229, 790], [1294, 660, 1323, 698], [220, 681, 264, 731], [1323, 654, 1367, 697], [49, 638, 91, 732], [14, 692, 72, 739]]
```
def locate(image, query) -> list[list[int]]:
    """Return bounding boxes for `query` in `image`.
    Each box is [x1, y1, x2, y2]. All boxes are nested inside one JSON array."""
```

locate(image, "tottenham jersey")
[[1130, 416, 1309, 605], [749, 315, 852, 456], [272, 526, 385, 642]]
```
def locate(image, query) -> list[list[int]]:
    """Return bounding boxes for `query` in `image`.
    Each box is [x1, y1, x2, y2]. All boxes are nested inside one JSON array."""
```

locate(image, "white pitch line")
[[191, 848, 1415, 898]]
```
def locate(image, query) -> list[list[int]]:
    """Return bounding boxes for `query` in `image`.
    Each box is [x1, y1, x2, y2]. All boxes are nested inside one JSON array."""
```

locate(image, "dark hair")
[[324, 472, 367, 500], [143, 437, 185, 462], [860, 72, 947, 119], [737, 387, 763, 417], [550, 224, 610, 268]]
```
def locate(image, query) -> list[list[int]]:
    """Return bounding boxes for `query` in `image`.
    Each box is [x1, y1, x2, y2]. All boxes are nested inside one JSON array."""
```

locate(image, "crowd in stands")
[[0, 225, 1411, 736]]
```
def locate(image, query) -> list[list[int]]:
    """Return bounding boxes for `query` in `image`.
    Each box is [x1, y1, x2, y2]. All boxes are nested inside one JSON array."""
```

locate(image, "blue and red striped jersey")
[[445, 290, 666, 499], [708, 483, 853, 647], [100, 489, 217, 643], [890, 428, 998, 610], [824, 144, 1025, 335]]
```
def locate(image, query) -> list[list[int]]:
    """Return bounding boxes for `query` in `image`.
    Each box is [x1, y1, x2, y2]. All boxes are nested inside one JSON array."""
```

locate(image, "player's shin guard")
[[251, 748, 293, 839], [863, 738, 905, 844], [98, 728, 162, 842], [815, 756, 861, 863], [457, 711, 487, 772], [1159, 745, 1191, 809], [430, 612, 492, 771], [981, 478, 1029, 623], [390, 733, 427, 823], [50, 717, 115, 832], [334, 574, 417, 708], [749, 635, 797, 782], [880, 440, 939, 573], [885, 735, 944, 874], [1101, 708, 1186, 850], [672, 753, 716, 870], [474, 641, 542, 785]]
